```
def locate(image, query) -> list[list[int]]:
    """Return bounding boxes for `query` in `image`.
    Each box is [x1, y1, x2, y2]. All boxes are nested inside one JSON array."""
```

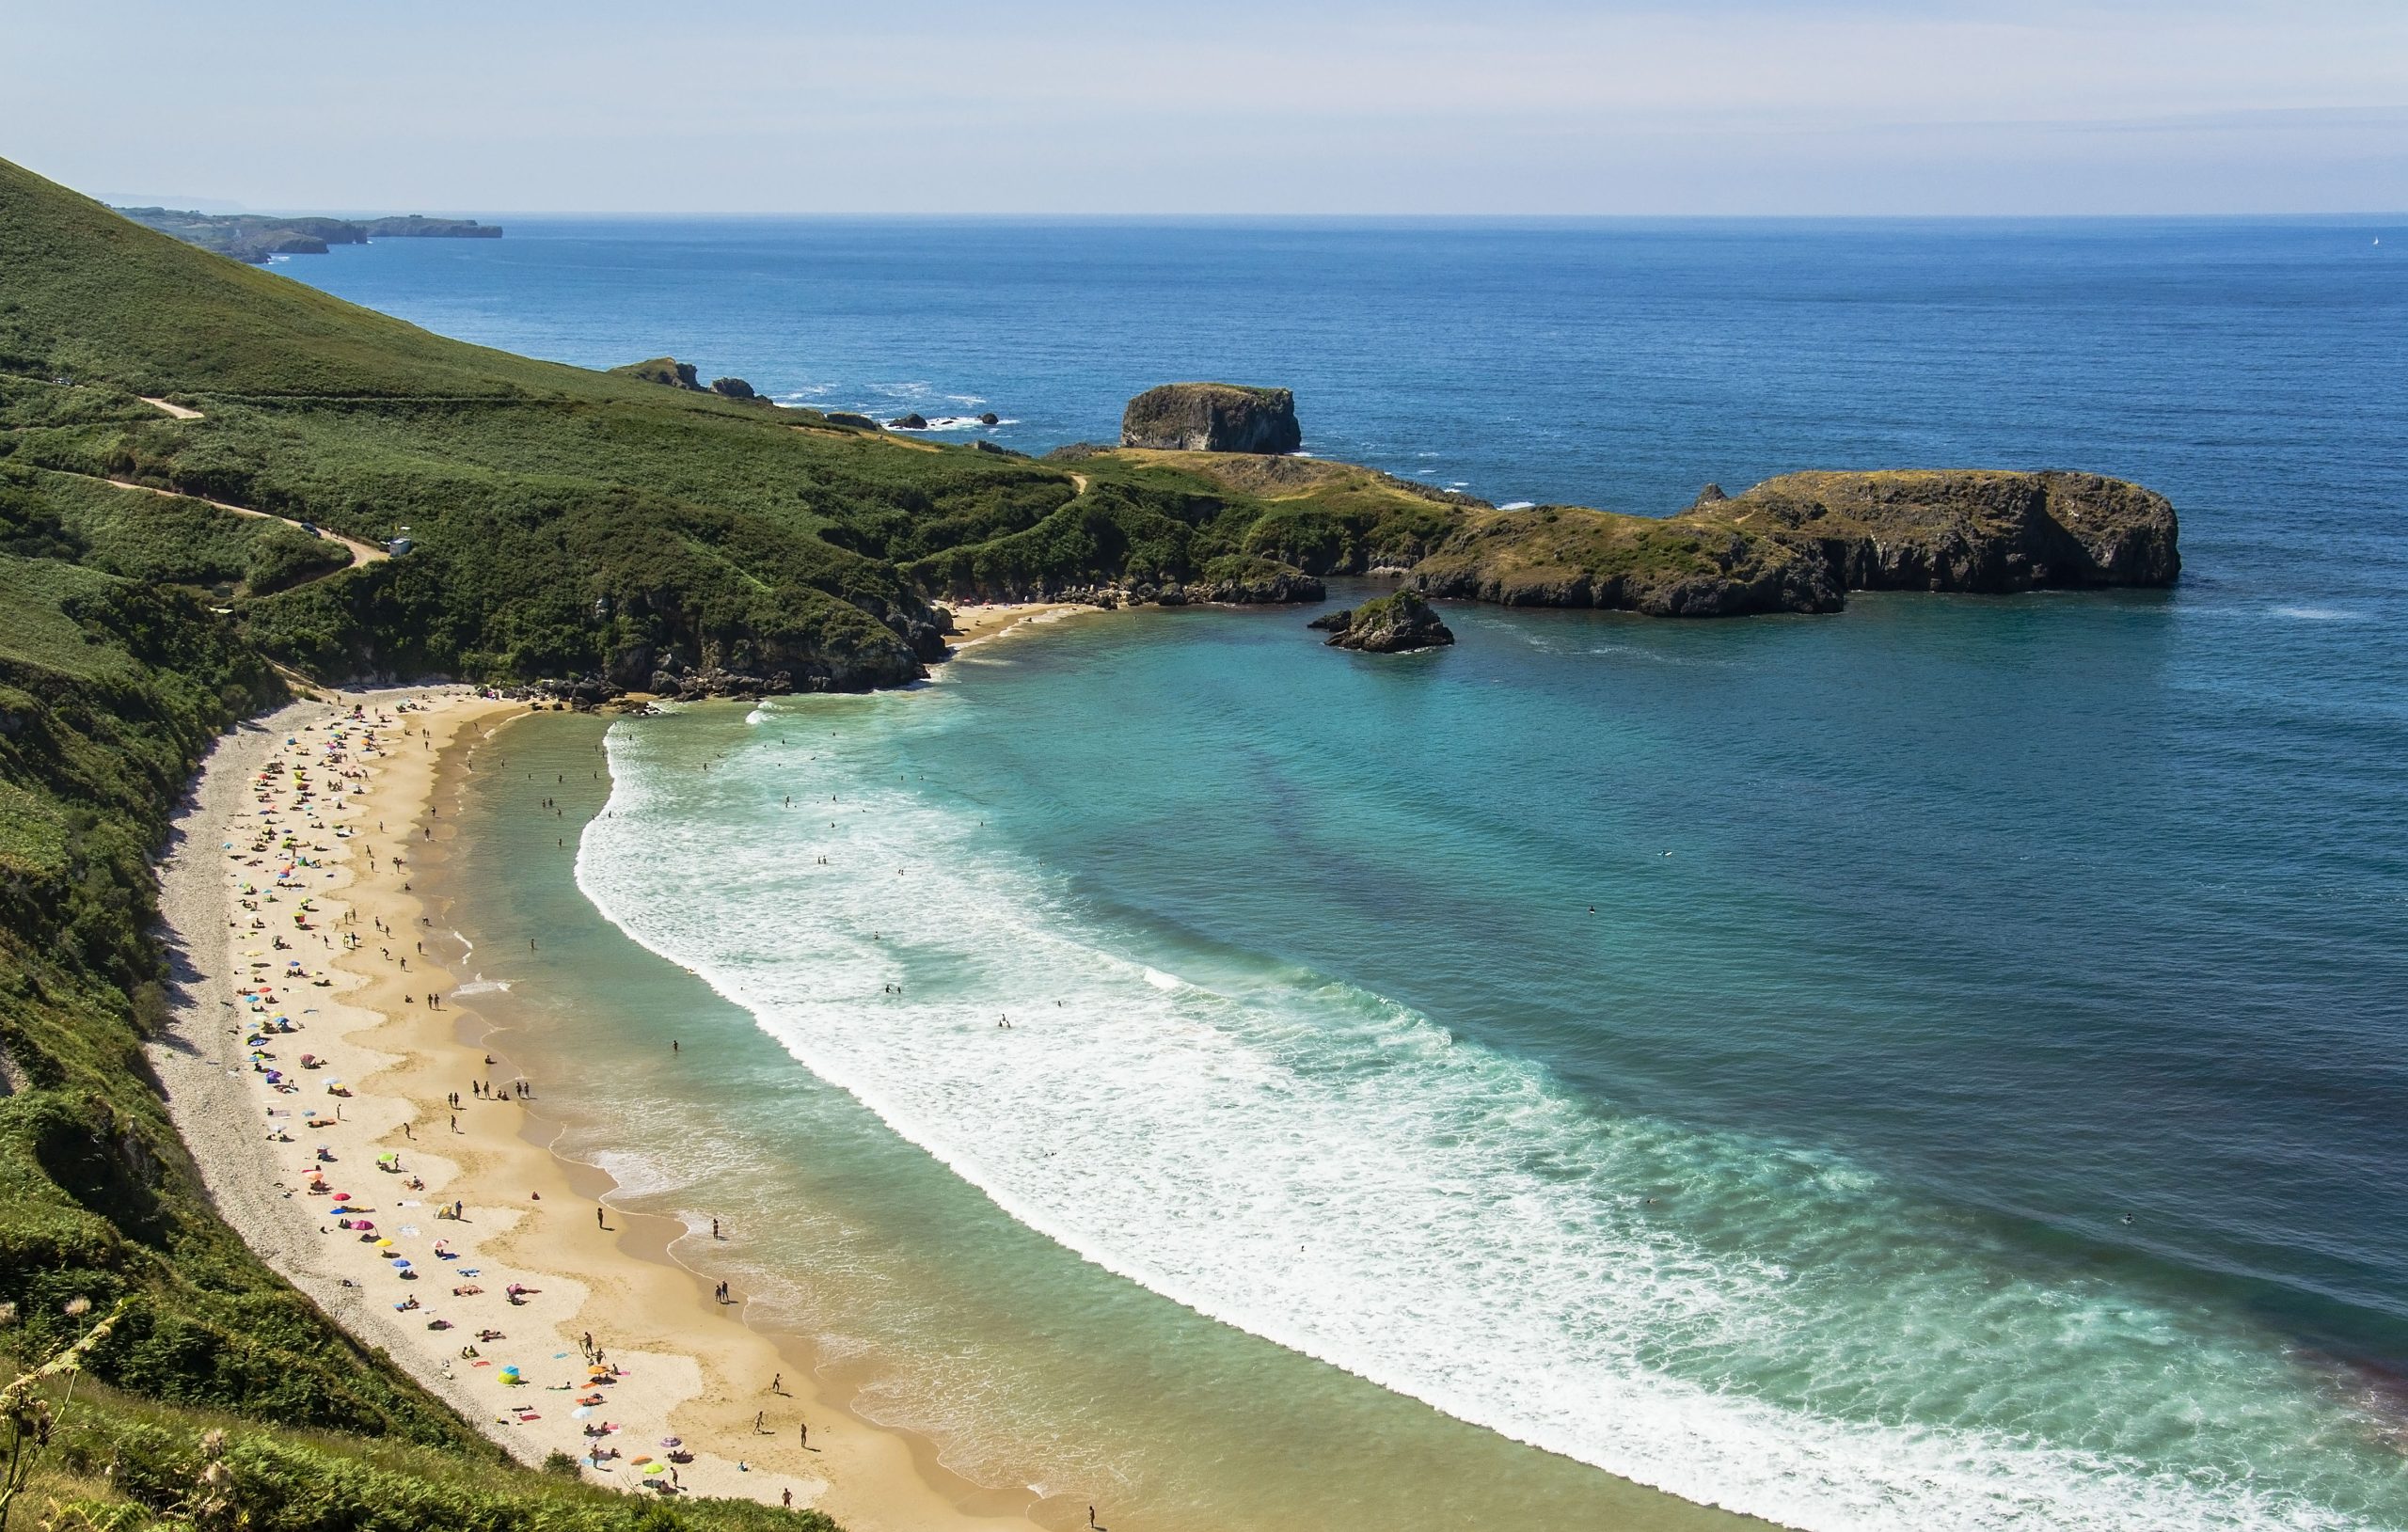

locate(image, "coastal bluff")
[[115, 205, 501, 264], [1126, 450, 2178, 621], [1121, 382, 1303, 453], [1409, 469, 2179, 616]]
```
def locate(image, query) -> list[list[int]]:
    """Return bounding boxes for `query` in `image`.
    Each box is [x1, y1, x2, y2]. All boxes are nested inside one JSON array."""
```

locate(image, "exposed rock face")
[[823, 411, 878, 429], [979, 412, 1001, 425], [1319, 590, 1455, 653], [1193, 560, 1327, 605], [603, 605, 928, 697], [1120, 383, 1302, 453], [710, 376, 757, 400], [1412, 506, 1845, 617], [880, 610, 953, 661], [889, 413, 929, 430], [610, 356, 705, 391], [1730, 470, 2181, 593], [1409, 470, 2178, 618]]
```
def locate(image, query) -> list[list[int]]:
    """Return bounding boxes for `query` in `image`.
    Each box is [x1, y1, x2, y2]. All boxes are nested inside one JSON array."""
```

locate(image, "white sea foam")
[[1497, 499, 1536, 511], [576, 719, 2391, 1532], [919, 416, 1019, 432], [453, 976, 512, 996], [2272, 606, 2360, 622]]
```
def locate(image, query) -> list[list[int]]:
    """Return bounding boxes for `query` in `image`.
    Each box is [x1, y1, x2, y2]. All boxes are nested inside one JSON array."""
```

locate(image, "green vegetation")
[[0, 472, 844, 1532], [11, 1369, 831, 1531], [1, 466, 348, 596]]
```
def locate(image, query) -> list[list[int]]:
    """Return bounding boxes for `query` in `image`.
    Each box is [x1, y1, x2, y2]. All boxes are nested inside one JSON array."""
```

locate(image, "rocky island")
[[1121, 382, 1303, 453], [1309, 590, 1457, 652]]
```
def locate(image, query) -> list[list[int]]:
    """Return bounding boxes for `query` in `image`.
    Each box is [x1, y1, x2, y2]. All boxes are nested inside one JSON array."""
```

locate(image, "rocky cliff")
[[1407, 469, 2178, 617], [1704, 469, 2181, 594], [1121, 383, 1303, 453]]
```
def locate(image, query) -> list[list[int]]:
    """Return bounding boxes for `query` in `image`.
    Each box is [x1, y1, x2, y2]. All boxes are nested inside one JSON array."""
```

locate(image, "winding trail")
[[102, 475, 391, 574]]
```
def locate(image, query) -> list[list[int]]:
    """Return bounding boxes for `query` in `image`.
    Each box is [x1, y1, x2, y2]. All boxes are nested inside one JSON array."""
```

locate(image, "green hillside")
[[0, 155, 1359, 694]]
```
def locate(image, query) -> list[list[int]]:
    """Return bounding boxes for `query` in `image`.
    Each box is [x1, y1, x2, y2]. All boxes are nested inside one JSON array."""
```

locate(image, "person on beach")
[[799, 1420, 809, 1449]]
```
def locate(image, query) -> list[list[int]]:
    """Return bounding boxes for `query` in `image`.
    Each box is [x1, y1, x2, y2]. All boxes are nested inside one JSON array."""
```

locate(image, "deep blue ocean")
[[286, 218, 2408, 1530]]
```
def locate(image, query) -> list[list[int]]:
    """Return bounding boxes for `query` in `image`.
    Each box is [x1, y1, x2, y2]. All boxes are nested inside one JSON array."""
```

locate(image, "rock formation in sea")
[[1408, 469, 2179, 617], [1313, 590, 1455, 653], [889, 412, 929, 430], [1120, 383, 1303, 453]]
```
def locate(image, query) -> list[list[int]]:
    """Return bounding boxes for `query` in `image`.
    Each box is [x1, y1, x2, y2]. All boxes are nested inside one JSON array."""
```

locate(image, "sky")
[[4, 1, 2403, 215]]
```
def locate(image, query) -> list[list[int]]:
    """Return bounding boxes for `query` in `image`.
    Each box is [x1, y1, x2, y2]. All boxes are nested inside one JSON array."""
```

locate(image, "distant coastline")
[[115, 204, 501, 264]]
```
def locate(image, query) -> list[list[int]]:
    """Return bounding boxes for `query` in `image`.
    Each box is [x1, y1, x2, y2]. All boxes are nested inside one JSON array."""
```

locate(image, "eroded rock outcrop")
[[1408, 469, 2177, 618], [609, 356, 705, 391], [1316, 590, 1455, 653], [1120, 383, 1302, 453], [1193, 556, 1327, 605], [1719, 469, 2180, 593]]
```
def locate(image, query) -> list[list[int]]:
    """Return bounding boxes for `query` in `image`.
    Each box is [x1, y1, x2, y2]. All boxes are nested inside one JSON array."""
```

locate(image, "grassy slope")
[[0, 157, 1330, 689], [0, 551, 845, 1530], [0, 554, 477, 1435]]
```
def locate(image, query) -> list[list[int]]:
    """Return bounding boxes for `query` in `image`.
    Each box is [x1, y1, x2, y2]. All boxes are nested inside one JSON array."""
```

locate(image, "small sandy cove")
[[151, 686, 1045, 1532]]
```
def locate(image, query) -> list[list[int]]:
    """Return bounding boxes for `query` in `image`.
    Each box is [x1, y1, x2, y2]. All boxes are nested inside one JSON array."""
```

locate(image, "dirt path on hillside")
[[102, 475, 391, 572]]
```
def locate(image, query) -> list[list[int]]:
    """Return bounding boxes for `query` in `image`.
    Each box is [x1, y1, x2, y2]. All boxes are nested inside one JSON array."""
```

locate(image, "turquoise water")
[[282, 217, 2408, 1527], [562, 594, 2408, 1531]]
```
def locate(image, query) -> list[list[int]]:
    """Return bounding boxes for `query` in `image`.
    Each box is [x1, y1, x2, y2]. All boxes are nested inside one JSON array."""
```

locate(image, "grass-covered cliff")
[[0, 552, 828, 1527]]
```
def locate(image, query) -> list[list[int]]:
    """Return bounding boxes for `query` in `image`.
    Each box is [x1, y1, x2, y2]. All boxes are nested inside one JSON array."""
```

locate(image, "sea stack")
[[1313, 590, 1455, 653], [1121, 383, 1302, 453]]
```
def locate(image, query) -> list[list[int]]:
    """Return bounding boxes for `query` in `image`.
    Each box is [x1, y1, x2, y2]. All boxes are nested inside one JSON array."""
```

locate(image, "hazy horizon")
[[8, 1, 2405, 216]]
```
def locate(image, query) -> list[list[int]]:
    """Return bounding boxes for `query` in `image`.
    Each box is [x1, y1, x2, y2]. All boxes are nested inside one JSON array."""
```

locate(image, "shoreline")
[[940, 601, 1095, 651], [151, 686, 1047, 1531]]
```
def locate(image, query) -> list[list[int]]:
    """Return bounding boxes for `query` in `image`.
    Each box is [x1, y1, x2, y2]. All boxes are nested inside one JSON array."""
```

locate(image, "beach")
[[150, 686, 1045, 1532], [940, 602, 1090, 649]]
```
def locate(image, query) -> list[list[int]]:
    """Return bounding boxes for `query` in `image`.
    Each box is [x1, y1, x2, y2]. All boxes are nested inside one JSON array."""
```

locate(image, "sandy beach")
[[150, 687, 1046, 1531], [941, 602, 1092, 648]]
